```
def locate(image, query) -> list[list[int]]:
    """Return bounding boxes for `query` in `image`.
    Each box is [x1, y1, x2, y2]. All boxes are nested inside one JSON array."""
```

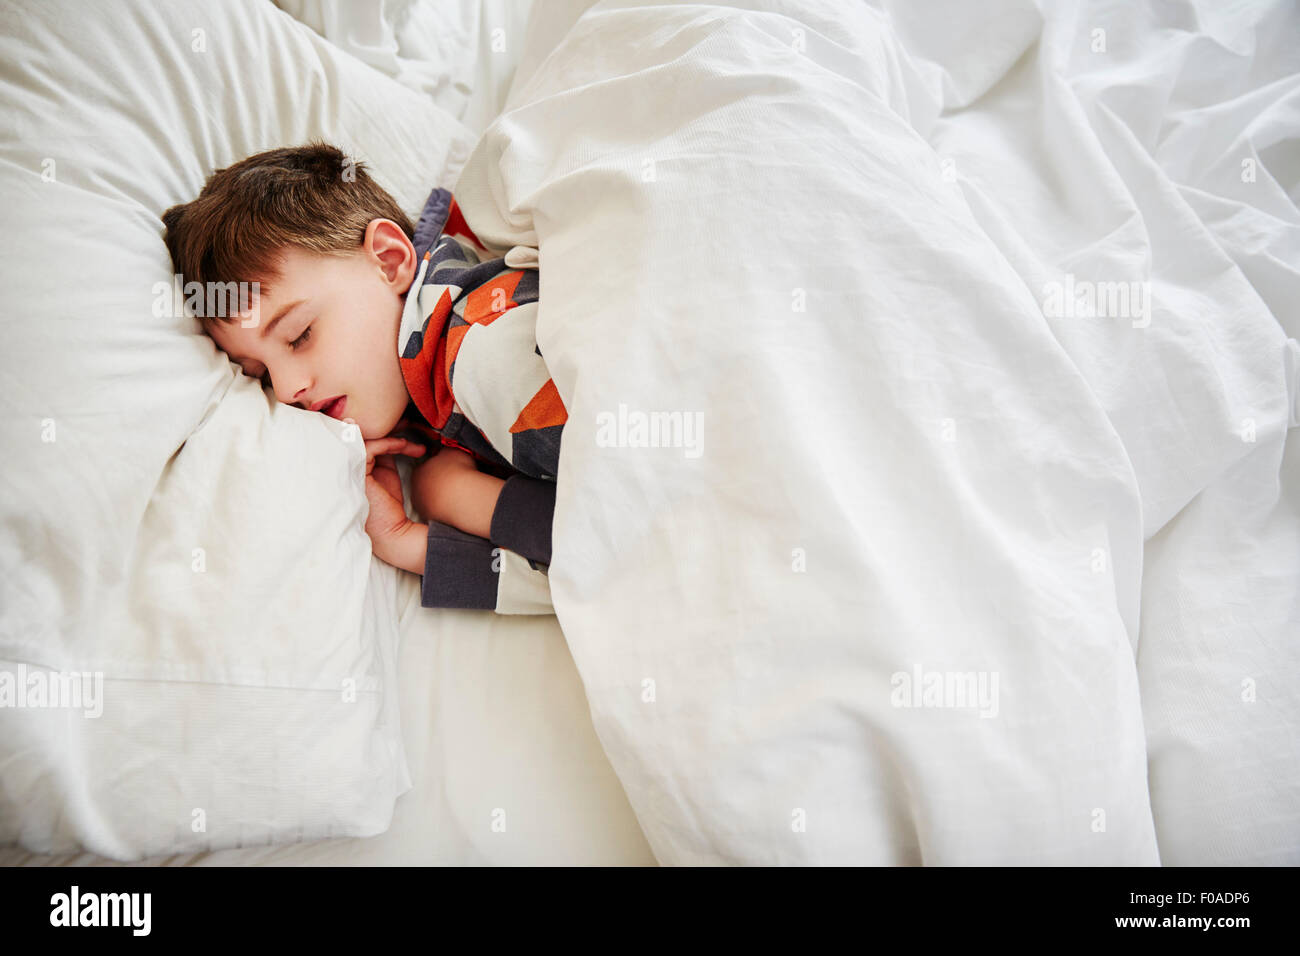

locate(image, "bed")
[[1, 0, 1296, 866]]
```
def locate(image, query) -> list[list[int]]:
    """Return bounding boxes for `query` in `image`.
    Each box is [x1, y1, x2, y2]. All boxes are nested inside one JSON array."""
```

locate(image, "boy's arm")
[[376, 520, 430, 575], [391, 466, 558, 613], [414, 454, 557, 565]]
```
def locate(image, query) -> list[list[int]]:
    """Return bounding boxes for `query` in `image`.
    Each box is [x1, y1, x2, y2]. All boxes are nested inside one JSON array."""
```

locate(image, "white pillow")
[[0, 0, 476, 859], [273, 0, 481, 119]]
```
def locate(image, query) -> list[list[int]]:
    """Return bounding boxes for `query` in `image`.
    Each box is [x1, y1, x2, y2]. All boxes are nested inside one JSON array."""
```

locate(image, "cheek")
[[359, 294, 402, 371], [236, 362, 268, 387]]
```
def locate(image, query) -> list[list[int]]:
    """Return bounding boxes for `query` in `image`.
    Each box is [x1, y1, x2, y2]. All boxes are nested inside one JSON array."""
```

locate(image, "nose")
[[268, 361, 312, 408]]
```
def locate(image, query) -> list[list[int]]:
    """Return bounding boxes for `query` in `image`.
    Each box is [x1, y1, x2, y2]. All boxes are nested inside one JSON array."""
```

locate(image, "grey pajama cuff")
[[419, 474, 558, 613], [488, 474, 557, 566], [421, 521, 499, 610]]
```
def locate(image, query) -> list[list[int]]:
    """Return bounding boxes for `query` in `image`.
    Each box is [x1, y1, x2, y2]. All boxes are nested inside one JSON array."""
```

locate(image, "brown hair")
[[161, 141, 413, 323]]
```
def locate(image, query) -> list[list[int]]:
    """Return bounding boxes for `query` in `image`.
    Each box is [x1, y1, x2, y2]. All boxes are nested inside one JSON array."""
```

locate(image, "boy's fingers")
[[363, 439, 397, 468], [364, 437, 426, 457], [362, 438, 426, 478]]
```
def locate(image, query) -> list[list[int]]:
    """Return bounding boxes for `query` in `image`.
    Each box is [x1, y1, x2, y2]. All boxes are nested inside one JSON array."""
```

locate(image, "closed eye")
[[289, 325, 312, 350]]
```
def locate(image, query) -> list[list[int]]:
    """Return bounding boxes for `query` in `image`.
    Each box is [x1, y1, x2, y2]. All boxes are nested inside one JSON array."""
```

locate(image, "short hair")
[[161, 141, 413, 325]]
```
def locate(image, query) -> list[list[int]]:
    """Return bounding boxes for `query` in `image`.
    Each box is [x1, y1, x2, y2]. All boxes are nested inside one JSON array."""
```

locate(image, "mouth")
[[312, 396, 346, 419]]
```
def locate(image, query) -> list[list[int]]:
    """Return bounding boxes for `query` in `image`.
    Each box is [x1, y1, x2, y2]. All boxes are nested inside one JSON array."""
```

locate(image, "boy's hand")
[[362, 436, 426, 478], [361, 436, 426, 571]]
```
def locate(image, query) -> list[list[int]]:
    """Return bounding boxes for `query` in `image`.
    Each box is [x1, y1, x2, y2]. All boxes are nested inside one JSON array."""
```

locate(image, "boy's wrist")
[[445, 470, 506, 540], [378, 519, 428, 575]]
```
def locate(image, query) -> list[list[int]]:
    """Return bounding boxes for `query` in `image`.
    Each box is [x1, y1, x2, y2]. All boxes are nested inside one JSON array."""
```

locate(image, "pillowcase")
[[0, 0, 476, 859], [272, 0, 481, 119]]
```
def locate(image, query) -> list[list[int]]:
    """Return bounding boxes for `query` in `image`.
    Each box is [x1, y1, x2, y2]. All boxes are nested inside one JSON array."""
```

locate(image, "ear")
[[363, 218, 417, 290]]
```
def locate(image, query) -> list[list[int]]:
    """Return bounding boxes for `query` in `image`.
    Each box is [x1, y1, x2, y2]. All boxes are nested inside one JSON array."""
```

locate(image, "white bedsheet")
[[0, 570, 655, 866], [446, 0, 1299, 864]]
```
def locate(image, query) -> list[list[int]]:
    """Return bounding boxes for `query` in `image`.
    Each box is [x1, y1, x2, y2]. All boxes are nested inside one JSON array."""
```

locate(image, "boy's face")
[[208, 219, 417, 441]]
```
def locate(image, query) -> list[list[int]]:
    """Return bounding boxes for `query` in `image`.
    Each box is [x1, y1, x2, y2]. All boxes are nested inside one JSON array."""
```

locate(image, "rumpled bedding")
[[445, 0, 1300, 864]]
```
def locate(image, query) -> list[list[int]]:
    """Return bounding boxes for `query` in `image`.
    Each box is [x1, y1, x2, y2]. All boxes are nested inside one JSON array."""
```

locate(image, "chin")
[[344, 411, 372, 440], [360, 404, 405, 441]]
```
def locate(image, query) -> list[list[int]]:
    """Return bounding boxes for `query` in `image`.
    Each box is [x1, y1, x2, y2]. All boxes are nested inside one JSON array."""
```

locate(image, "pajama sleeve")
[[488, 474, 556, 565], [419, 475, 557, 615]]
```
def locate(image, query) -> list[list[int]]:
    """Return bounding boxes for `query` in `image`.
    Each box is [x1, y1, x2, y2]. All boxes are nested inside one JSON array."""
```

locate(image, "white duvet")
[[451, 0, 1300, 864]]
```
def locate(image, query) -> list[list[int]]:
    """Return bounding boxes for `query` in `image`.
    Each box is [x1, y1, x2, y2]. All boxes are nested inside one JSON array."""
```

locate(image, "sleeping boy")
[[161, 142, 565, 615]]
